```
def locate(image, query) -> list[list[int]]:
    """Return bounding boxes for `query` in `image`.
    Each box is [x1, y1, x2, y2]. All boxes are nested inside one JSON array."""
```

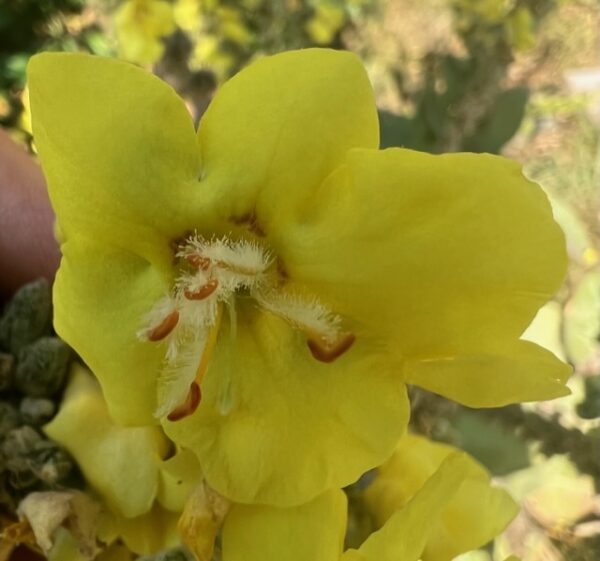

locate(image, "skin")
[[0, 129, 60, 300]]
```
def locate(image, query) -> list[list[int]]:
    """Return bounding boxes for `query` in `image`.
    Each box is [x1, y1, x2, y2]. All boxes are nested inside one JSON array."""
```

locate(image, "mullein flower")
[[364, 433, 518, 561], [28, 48, 570, 506], [44, 366, 201, 556], [114, 0, 176, 65], [219, 452, 517, 561]]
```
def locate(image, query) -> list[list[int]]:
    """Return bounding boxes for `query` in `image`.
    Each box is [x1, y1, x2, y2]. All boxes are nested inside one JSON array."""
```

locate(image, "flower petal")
[[405, 340, 571, 407], [195, 49, 379, 238], [49, 529, 132, 561], [281, 148, 570, 405], [53, 235, 169, 425], [28, 52, 200, 267], [44, 365, 169, 518], [98, 504, 180, 556], [157, 449, 203, 512], [364, 434, 518, 561], [343, 453, 469, 561], [163, 304, 409, 506], [222, 489, 347, 561]]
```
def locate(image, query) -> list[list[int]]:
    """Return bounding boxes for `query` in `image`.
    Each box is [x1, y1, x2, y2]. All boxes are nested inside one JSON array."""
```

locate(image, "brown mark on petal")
[[230, 212, 265, 237], [184, 279, 219, 300], [148, 310, 180, 341], [167, 382, 201, 422], [170, 230, 194, 263], [307, 333, 356, 363]]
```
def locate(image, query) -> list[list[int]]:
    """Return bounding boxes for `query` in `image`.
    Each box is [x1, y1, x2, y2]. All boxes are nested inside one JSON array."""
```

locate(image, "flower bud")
[[19, 397, 55, 426], [15, 337, 71, 398], [0, 279, 52, 354]]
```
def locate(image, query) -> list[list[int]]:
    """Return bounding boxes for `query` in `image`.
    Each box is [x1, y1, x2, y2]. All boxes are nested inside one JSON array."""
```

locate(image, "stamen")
[[147, 310, 180, 342], [164, 305, 223, 421], [253, 289, 342, 345], [307, 333, 356, 363], [167, 382, 201, 422], [186, 254, 211, 270], [184, 279, 219, 301], [181, 235, 272, 277]]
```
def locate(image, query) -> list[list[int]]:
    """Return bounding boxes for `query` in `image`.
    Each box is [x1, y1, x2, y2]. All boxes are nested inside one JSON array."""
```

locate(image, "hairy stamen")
[[184, 279, 219, 301], [167, 382, 201, 422], [147, 310, 180, 342], [186, 254, 211, 270], [307, 333, 356, 363]]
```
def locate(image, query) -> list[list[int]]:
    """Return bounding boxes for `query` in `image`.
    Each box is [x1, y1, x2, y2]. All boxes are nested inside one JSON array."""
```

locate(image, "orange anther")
[[307, 333, 356, 363], [186, 254, 211, 270], [184, 279, 219, 300], [167, 382, 201, 422], [148, 310, 179, 341]]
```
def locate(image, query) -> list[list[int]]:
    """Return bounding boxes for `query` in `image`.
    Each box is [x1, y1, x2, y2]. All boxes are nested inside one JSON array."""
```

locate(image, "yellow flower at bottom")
[[44, 365, 201, 555], [28, 48, 570, 508], [364, 433, 518, 561], [221, 453, 503, 561]]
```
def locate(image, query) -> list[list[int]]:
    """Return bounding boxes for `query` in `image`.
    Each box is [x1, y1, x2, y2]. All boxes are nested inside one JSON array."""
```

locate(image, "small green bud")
[[0, 279, 52, 354], [15, 337, 71, 398], [0, 425, 74, 492], [20, 397, 55, 426], [30, 441, 74, 485], [1, 426, 44, 491], [0, 352, 15, 391], [1, 425, 43, 457]]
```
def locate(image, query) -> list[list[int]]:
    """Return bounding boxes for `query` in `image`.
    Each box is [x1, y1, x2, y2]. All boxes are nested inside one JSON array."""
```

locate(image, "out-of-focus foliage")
[[379, 0, 563, 153]]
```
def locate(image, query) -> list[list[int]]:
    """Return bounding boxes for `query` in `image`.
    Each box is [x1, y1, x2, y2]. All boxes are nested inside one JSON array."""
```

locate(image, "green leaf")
[[452, 409, 530, 476], [378, 110, 416, 149], [463, 87, 529, 153]]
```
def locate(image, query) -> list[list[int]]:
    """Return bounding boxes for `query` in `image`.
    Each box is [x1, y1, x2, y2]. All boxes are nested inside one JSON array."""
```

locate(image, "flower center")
[[138, 234, 354, 421]]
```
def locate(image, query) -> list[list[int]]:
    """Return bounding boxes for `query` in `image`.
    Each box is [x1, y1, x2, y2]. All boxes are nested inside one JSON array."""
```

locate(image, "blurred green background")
[[0, 1, 599, 560]]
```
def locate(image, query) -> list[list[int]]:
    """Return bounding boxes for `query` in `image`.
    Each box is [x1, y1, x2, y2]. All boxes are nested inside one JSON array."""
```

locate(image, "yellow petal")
[[157, 449, 204, 512], [344, 454, 469, 561], [27, 52, 199, 269], [222, 489, 347, 561], [163, 306, 409, 506], [365, 434, 519, 561], [99, 504, 180, 555], [195, 49, 378, 239], [405, 340, 571, 407], [53, 235, 169, 425], [49, 529, 133, 561], [282, 148, 570, 406], [44, 365, 169, 518]]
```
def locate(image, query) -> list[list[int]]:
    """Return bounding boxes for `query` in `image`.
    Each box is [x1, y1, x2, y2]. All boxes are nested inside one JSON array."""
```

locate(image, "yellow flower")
[[220, 453, 513, 561], [28, 49, 570, 507], [306, 4, 347, 45], [114, 0, 175, 65], [506, 7, 536, 52], [364, 433, 518, 561], [45, 365, 201, 555], [217, 7, 253, 45]]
